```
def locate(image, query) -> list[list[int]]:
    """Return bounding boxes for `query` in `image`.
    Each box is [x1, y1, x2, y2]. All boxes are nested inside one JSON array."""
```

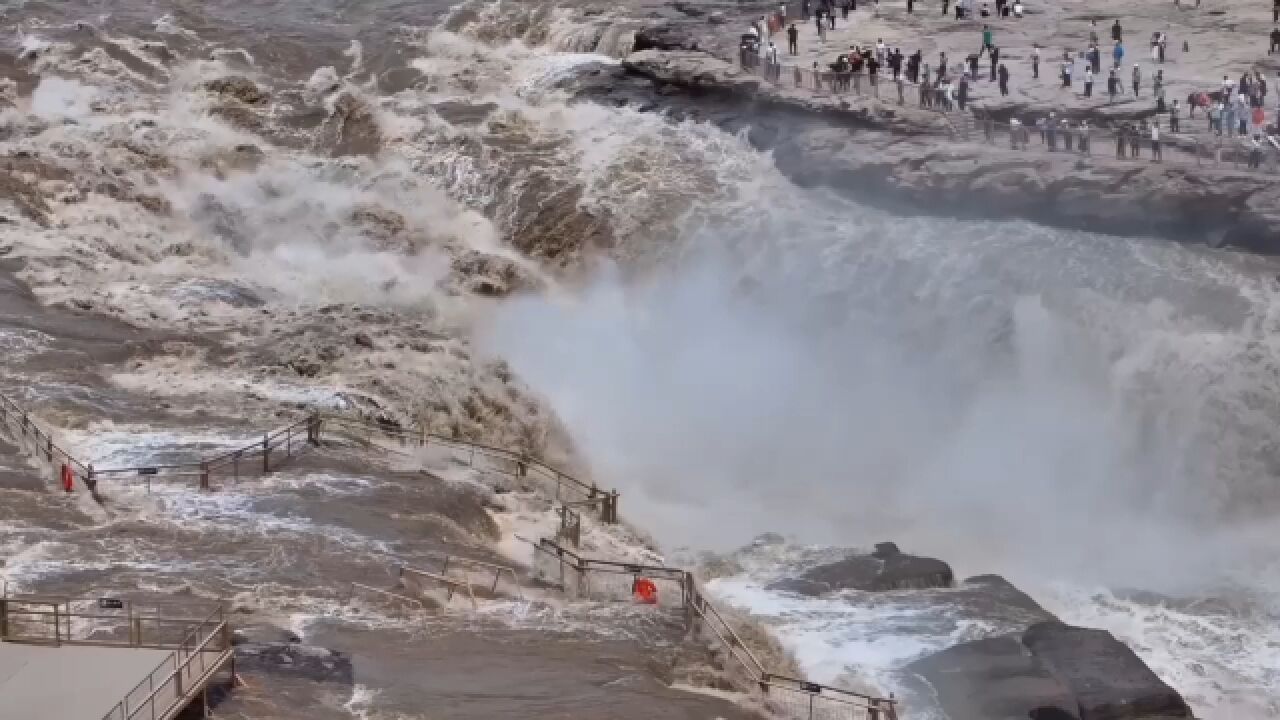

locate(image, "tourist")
[[1275, 0, 1279, 23], [816, 10, 826, 40], [1208, 100, 1220, 134], [829, 6, 836, 28], [794, 63, 804, 86], [896, 73, 906, 103], [1107, 66, 1119, 103], [1113, 40, 1124, 67], [1150, 31, 1160, 63], [868, 53, 880, 96], [1032, 44, 1040, 79], [990, 46, 1000, 81], [1013, 1, 1023, 18], [1062, 119, 1074, 152], [942, 0, 951, 15], [984, 111, 996, 142], [981, 25, 994, 56], [1158, 33, 1167, 63], [1009, 117, 1023, 148], [802, 0, 811, 19], [1132, 64, 1141, 96], [1111, 19, 1123, 42], [1115, 125, 1126, 158], [1061, 54, 1073, 88], [1079, 120, 1091, 154], [1271, 26, 1280, 54], [1170, 99, 1181, 132], [813, 61, 822, 89], [1089, 20, 1100, 46], [788, 23, 799, 54], [1132, 121, 1144, 157], [981, 1, 991, 17], [841, 0, 849, 19], [1249, 134, 1264, 169], [908, 0, 914, 12], [1084, 65, 1094, 97], [998, 63, 1010, 95], [1046, 113, 1058, 150], [1156, 84, 1167, 112], [958, 74, 969, 109], [1150, 119, 1162, 161], [1088, 44, 1101, 74]]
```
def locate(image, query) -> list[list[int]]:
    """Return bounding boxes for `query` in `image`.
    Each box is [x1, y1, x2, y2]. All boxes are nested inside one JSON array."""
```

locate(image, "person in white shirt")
[[1013, 0, 1023, 17], [1150, 120, 1162, 161], [1084, 65, 1094, 97]]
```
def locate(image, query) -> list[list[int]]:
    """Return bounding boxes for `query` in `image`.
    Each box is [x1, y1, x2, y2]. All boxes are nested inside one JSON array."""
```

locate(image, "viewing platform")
[[0, 590, 235, 720]]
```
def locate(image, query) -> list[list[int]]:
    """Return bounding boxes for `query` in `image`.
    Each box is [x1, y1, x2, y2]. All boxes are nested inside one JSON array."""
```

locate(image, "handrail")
[[532, 537, 896, 713], [399, 566, 478, 610], [347, 582, 427, 610]]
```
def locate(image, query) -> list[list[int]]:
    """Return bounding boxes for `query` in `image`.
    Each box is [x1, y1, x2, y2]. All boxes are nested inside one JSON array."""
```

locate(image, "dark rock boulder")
[[234, 642, 354, 684], [203, 76, 268, 105], [232, 622, 301, 646], [768, 543, 953, 595], [1023, 622, 1194, 720], [908, 634, 1079, 720], [633, 24, 701, 52], [909, 622, 1194, 720]]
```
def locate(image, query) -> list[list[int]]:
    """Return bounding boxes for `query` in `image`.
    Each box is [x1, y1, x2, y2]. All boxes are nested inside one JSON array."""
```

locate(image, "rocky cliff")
[[614, 48, 1280, 254]]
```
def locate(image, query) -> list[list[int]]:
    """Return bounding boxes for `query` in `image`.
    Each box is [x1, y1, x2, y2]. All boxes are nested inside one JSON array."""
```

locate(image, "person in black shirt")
[[998, 63, 1010, 95], [1271, 26, 1280, 54], [787, 23, 799, 55]]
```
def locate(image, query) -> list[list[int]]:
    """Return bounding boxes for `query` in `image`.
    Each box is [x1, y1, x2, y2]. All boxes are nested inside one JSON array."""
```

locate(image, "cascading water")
[[0, 0, 1277, 717]]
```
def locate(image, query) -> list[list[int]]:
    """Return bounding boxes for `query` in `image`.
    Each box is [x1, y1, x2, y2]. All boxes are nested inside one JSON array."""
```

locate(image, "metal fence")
[[737, 48, 1280, 173], [529, 538, 899, 719], [0, 588, 233, 720], [318, 414, 620, 523]]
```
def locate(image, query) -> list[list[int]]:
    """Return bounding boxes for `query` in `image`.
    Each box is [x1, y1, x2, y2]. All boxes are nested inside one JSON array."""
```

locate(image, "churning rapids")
[[0, 0, 1277, 718]]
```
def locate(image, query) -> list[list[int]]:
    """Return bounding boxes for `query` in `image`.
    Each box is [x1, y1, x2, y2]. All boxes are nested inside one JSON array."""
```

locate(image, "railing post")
[[199, 461, 210, 491], [262, 432, 270, 473]]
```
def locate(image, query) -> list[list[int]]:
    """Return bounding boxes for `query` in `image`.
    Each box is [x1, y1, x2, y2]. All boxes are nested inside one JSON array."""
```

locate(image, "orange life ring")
[[634, 577, 658, 604]]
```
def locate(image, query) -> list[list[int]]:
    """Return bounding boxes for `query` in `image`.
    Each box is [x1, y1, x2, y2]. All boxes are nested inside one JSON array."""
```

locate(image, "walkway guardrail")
[[318, 413, 620, 523], [531, 538, 899, 720], [0, 589, 233, 720]]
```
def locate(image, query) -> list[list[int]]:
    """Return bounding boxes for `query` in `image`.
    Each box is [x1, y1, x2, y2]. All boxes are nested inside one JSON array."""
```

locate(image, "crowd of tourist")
[[738, 0, 1280, 166]]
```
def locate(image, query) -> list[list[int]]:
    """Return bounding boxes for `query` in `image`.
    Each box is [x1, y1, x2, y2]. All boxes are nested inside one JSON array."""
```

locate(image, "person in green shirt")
[[981, 25, 994, 57]]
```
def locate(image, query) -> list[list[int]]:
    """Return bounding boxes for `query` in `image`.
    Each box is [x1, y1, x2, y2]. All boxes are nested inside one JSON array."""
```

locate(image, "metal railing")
[[98, 604, 233, 720], [0, 390, 320, 495], [318, 413, 620, 523], [530, 538, 898, 719]]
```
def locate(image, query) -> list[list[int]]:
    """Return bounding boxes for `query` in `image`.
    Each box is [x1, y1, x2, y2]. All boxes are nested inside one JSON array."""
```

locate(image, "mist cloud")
[[482, 247, 1273, 593]]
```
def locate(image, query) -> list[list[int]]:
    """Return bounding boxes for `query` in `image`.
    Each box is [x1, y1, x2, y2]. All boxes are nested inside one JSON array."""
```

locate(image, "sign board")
[[137, 468, 158, 476], [98, 597, 125, 610], [800, 682, 823, 694]]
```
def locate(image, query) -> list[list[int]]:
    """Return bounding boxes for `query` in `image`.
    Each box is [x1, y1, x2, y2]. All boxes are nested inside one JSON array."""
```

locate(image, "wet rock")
[[451, 251, 540, 297], [908, 634, 1078, 720], [234, 642, 353, 684], [770, 544, 953, 595], [633, 24, 701, 52], [320, 92, 383, 158], [1022, 622, 1194, 720], [232, 623, 301, 646], [204, 76, 268, 105]]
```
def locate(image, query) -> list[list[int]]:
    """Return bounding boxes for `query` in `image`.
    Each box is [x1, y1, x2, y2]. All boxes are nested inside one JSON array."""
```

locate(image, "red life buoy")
[[61, 463, 74, 493], [634, 578, 658, 605]]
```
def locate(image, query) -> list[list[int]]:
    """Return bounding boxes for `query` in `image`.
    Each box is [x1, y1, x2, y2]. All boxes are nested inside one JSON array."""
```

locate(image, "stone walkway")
[[759, 0, 1280, 140]]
